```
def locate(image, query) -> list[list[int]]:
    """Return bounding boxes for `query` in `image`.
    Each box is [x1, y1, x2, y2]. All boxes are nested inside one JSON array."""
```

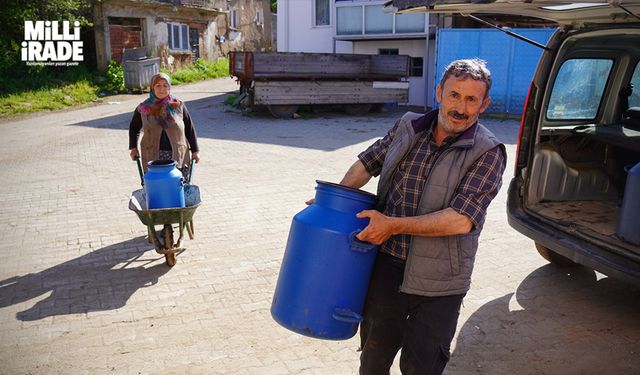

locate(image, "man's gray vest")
[[377, 110, 505, 296]]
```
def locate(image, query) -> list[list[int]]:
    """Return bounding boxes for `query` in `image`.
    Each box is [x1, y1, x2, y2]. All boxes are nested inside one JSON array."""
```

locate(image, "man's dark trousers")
[[359, 253, 465, 375]]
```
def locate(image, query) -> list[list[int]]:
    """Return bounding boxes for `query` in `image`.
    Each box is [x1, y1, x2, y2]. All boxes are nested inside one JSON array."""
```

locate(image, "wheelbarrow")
[[128, 158, 201, 266]]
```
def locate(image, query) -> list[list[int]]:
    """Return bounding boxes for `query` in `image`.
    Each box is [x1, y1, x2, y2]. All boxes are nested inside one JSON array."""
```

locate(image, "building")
[[277, 0, 442, 107], [93, 0, 273, 71]]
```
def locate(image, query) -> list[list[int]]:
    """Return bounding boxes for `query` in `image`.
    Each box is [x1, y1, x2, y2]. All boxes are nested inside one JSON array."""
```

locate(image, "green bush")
[[104, 60, 125, 92]]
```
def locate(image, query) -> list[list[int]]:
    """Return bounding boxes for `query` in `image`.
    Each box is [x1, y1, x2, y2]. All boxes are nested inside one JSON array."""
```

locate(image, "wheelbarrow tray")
[[128, 185, 201, 226]]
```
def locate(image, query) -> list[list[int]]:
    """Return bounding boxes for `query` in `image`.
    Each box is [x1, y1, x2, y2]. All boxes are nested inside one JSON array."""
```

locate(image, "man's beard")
[[439, 110, 470, 134]]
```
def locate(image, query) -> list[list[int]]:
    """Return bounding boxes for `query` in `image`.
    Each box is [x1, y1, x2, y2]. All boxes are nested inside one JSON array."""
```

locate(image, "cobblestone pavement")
[[1, 77, 639, 375]]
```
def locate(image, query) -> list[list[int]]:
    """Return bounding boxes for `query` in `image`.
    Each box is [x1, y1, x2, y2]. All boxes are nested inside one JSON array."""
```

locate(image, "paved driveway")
[[0, 77, 638, 374]]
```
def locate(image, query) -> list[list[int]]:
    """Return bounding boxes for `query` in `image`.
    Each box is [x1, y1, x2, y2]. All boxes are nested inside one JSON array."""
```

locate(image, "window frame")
[[545, 57, 615, 121], [364, 4, 393, 35], [230, 9, 239, 30], [335, 1, 426, 36], [378, 48, 399, 55], [167, 22, 190, 51], [313, 0, 331, 27], [410, 57, 424, 77]]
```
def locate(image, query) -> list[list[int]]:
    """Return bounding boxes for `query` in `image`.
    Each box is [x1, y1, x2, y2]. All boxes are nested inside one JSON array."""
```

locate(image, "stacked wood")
[[230, 52, 410, 81]]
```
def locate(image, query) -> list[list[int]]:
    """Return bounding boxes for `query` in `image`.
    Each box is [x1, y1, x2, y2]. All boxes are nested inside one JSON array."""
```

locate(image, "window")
[[630, 63, 640, 108], [396, 13, 425, 33], [365, 5, 392, 34], [230, 9, 239, 29], [379, 48, 399, 55], [255, 10, 263, 26], [336, 4, 426, 36], [410, 57, 423, 77], [314, 0, 330, 26], [167, 23, 189, 51], [337, 6, 362, 35], [546, 59, 613, 120]]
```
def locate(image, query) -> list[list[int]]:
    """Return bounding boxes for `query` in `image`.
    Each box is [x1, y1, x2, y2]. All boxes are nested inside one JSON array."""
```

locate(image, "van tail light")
[[515, 83, 533, 176]]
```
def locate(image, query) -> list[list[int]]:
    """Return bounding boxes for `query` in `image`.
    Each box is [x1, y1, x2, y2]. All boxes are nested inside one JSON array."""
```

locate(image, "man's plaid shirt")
[[358, 114, 506, 260]]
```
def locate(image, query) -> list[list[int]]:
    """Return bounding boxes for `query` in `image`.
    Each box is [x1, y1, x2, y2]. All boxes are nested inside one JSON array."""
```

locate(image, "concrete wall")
[[277, 0, 334, 52], [95, 0, 223, 70], [217, 0, 273, 56], [95, 0, 275, 71]]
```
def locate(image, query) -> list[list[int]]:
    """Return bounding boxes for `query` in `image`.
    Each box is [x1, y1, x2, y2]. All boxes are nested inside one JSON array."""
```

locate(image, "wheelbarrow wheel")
[[162, 224, 176, 267], [165, 253, 177, 267]]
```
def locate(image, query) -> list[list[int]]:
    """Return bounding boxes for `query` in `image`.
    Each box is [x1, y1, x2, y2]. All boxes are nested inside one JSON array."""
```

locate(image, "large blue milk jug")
[[144, 160, 185, 209], [271, 180, 379, 340], [618, 162, 640, 245]]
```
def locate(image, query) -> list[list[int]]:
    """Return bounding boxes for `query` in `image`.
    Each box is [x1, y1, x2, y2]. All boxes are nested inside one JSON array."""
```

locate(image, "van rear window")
[[546, 58, 613, 120]]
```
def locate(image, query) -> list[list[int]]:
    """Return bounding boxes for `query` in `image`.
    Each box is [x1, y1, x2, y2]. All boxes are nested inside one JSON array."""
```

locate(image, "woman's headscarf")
[[137, 73, 182, 116]]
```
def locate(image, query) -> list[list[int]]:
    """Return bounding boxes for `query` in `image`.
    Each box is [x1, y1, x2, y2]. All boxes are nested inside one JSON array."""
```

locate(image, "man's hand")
[[191, 151, 200, 163], [305, 198, 315, 205], [130, 148, 139, 160], [355, 210, 396, 245]]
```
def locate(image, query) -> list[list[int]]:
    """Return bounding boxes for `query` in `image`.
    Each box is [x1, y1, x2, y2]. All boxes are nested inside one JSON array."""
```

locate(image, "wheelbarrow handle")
[[135, 156, 144, 186], [188, 158, 195, 184]]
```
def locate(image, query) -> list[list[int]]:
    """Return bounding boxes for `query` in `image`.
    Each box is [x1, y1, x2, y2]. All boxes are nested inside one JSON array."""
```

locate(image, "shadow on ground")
[[0, 237, 170, 321], [449, 265, 640, 374], [65, 93, 423, 151]]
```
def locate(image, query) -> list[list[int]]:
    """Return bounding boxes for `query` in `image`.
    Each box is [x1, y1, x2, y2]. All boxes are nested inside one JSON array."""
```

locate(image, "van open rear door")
[[386, 0, 640, 26]]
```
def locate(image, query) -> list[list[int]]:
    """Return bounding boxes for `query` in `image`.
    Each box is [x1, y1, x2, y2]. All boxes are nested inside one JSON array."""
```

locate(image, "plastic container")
[[617, 162, 640, 245], [271, 180, 378, 340], [144, 160, 185, 209]]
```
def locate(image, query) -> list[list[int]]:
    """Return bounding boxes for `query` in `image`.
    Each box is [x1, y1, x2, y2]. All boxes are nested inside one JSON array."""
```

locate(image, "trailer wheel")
[[268, 105, 299, 118], [343, 104, 373, 116]]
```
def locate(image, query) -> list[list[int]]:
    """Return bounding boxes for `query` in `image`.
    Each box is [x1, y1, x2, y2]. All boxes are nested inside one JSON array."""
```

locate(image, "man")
[[338, 59, 506, 374]]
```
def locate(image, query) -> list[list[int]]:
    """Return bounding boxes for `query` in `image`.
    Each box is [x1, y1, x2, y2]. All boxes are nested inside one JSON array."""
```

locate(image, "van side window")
[[546, 58, 613, 120], [630, 62, 640, 108]]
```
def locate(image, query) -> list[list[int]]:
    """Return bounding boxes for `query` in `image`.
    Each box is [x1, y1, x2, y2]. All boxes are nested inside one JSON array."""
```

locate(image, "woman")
[[129, 73, 200, 177]]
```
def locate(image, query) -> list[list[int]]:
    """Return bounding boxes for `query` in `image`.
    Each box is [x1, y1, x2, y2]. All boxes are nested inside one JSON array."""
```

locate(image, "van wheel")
[[535, 243, 576, 267]]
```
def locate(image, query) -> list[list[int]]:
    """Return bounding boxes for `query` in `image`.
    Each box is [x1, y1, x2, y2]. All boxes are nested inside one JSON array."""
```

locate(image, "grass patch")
[[169, 58, 229, 85], [0, 57, 229, 120], [0, 80, 98, 118], [224, 94, 238, 105]]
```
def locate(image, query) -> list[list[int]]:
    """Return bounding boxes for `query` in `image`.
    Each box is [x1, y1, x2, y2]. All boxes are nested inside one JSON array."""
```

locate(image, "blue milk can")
[[271, 180, 379, 340], [617, 162, 640, 245], [144, 160, 185, 209]]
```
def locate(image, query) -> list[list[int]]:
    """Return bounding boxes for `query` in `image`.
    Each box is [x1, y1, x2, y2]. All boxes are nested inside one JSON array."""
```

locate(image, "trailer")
[[229, 51, 410, 118]]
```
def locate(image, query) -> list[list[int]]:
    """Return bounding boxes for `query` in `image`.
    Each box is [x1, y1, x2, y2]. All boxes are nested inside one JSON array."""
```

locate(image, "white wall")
[[335, 40, 353, 54], [353, 39, 430, 107], [277, 0, 334, 52]]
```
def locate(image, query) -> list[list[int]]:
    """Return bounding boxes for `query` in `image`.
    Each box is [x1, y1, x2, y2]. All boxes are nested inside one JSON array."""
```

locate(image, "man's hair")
[[439, 59, 492, 96]]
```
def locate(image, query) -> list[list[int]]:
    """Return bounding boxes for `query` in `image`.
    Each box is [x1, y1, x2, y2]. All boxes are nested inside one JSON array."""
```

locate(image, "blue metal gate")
[[435, 28, 556, 115]]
